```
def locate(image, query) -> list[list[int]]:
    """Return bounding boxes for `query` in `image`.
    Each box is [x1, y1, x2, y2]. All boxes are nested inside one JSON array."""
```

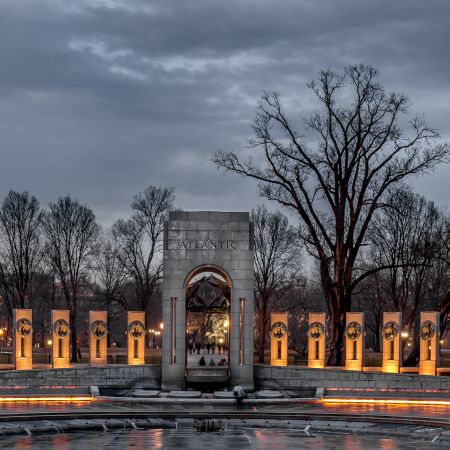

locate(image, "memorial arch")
[[161, 211, 254, 391]]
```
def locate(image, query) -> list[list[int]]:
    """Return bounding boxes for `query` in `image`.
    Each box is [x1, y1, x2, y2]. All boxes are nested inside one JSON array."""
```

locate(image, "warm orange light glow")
[[0, 395, 92, 403], [322, 397, 450, 406], [159, 322, 164, 330]]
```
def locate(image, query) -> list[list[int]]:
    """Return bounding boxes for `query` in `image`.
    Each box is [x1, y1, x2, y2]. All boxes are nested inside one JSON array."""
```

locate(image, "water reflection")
[[322, 402, 450, 418], [1, 429, 445, 450]]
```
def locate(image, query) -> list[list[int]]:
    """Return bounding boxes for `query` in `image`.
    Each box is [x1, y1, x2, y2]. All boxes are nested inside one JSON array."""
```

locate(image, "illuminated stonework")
[[345, 312, 364, 371], [161, 211, 254, 391], [270, 313, 288, 366], [52, 310, 70, 369], [382, 312, 402, 374], [419, 311, 440, 376], [89, 311, 108, 366], [307, 313, 326, 369], [13, 309, 33, 370], [127, 311, 145, 366]]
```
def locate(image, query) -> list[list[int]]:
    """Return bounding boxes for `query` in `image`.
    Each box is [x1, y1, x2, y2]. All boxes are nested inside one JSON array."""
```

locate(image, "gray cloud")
[[0, 0, 449, 225]]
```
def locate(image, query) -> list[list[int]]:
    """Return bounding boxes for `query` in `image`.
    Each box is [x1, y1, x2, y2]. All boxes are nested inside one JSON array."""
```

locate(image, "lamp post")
[[148, 329, 155, 348], [155, 330, 161, 348]]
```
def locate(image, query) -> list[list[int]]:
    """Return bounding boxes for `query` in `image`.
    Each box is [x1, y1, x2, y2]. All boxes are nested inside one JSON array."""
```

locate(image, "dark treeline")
[[0, 183, 448, 365], [0, 186, 169, 362]]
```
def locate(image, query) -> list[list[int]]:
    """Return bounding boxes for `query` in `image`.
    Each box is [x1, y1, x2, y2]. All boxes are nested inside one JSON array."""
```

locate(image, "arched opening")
[[184, 266, 231, 385]]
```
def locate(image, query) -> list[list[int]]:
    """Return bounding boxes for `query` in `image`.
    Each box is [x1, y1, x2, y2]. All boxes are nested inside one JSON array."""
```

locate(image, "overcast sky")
[[0, 0, 449, 226]]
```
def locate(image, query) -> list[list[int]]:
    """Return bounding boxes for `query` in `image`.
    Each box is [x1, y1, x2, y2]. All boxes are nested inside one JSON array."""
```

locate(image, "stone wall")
[[254, 365, 450, 391], [0, 364, 447, 391], [0, 364, 161, 389]]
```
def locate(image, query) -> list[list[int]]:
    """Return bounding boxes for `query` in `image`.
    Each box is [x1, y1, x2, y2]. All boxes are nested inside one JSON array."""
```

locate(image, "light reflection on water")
[[322, 402, 450, 418], [2, 429, 445, 450], [0, 401, 91, 413]]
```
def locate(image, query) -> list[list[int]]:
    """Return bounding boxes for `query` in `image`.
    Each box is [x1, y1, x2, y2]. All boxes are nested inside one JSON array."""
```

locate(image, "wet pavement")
[[0, 399, 448, 448], [1, 398, 449, 419], [0, 428, 447, 449]]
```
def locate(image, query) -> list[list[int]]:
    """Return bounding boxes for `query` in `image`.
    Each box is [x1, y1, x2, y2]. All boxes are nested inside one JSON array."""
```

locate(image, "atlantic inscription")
[[177, 240, 238, 250]]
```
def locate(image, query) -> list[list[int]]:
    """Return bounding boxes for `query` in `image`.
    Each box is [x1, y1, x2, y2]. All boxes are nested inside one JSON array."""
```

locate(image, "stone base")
[[168, 391, 201, 398], [255, 390, 283, 399], [345, 360, 362, 371], [15, 358, 32, 370], [419, 361, 437, 376], [382, 360, 400, 374], [53, 358, 70, 369], [308, 360, 325, 369], [130, 389, 160, 398]]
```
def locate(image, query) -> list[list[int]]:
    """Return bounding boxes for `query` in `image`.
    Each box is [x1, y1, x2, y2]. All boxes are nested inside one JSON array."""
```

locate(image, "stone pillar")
[[89, 311, 107, 366], [13, 309, 33, 370], [381, 312, 402, 374], [345, 312, 364, 371], [51, 310, 70, 369], [270, 312, 288, 366], [308, 312, 326, 369], [419, 311, 440, 376], [127, 311, 145, 365]]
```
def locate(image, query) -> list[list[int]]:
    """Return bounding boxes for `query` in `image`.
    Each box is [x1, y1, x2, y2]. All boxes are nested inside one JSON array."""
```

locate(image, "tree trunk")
[[327, 290, 351, 366], [373, 326, 381, 353], [403, 344, 419, 366], [142, 288, 152, 332], [328, 309, 345, 366], [257, 300, 267, 363], [403, 314, 420, 366], [70, 297, 78, 363]]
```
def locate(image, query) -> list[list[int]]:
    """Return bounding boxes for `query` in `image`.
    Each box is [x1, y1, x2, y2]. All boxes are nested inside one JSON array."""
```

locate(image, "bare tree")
[[213, 64, 449, 365], [42, 196, 99, 362], [354, 270, 389, 352], [252, 205, 302, 362], [0, 190, 43, 312], [369, 187, 449, 364], [112, 186, 174, 325], [95, 232, 127, 310]]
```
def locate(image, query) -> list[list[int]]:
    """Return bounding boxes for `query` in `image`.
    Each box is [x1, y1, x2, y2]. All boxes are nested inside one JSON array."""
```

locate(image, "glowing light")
[[0, 396, 92, 403], [401, 331, 409, 338], [47, 339, 52, 346], [322, 397, 450, 406], [219, 338, 224, 344], [0, 329, 4, 336], [159, 322, 164, 330], [224, 320, 229, 328]]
